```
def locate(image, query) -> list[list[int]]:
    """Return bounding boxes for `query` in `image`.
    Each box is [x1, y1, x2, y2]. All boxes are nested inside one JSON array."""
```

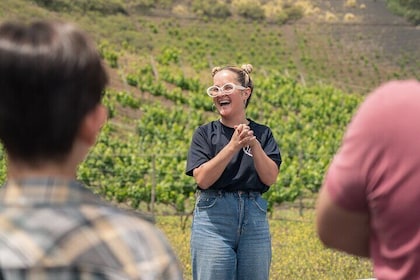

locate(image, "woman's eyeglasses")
[[206, 83, 246, 97]]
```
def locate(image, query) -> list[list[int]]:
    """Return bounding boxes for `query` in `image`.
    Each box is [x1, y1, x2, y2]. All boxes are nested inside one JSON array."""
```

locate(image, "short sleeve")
[[185, 127, 211, 176], [261, 127, 282, 168]]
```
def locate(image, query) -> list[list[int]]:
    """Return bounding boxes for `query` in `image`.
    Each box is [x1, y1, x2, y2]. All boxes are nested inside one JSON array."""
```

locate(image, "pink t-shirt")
[[324, 80, 420, 280]]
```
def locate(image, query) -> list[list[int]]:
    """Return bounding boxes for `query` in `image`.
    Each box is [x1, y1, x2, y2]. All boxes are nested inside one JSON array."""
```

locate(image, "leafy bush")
[[191, 0, 231, 18], [284, 4, 304, 22], [157, 47, 181, 65], [406, 9, 420, 24], [33, 0, 127, 15], [98, 41, 119, 68], [398, 0, 420, 9], [387, 0, 420, 24], [232, 0, 265, 20]]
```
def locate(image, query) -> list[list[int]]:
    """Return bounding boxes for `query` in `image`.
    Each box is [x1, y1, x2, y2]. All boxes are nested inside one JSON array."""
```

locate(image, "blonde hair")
[[212, 64, 252, 85]]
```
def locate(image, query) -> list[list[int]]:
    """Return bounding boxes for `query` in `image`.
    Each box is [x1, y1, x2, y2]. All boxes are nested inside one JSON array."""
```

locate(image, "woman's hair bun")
[[241, 64, 253, 74], [211, 66, 222, 77]]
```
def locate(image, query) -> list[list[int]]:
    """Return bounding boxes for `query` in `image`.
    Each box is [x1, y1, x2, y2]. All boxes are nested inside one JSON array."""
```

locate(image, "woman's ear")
[[242, 88, 251, 100], [77, 104, 108, 146]]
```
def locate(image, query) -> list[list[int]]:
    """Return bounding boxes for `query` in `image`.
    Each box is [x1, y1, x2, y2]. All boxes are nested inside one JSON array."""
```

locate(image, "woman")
[[186, 64, 282, 280]]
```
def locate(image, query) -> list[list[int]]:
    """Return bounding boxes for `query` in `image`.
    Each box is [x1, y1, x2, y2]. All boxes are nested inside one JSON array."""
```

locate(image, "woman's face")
[[212, 70, 248, 118]]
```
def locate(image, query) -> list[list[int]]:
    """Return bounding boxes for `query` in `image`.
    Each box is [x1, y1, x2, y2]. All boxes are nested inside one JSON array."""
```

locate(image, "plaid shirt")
[[0, 178, 183, 280]]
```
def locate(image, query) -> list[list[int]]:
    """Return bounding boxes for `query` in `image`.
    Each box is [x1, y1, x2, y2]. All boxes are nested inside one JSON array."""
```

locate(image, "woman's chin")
[[218, 106, 232, 116]]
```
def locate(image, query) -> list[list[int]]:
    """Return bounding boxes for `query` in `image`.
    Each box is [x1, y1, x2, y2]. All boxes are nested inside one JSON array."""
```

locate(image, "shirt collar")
[[0, 178, 102, 206]]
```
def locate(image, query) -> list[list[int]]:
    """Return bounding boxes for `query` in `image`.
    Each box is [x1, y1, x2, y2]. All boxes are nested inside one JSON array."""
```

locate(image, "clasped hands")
[[232, 123, 258, 150]]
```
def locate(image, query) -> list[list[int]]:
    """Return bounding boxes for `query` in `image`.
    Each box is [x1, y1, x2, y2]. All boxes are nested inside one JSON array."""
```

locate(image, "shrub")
[[172, 4, 190, 17], [98, 41, 119, 68], [406, 9, 420, 24], [157, 47, 181, 65], [325, 11, 338, 22], [191, 0, 231, 18], [387, 0, 420, 25], [232, 0, 265, 20], [33, 0, 127, 15], [284, 5, 304, 22], [345, 0, 358, 8], [344, 13, 356, 22], [262, 2, 284, 23]]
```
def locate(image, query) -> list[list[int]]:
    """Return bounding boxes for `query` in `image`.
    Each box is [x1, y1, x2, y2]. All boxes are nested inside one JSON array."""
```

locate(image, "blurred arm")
[[316, 185, 370, 257]]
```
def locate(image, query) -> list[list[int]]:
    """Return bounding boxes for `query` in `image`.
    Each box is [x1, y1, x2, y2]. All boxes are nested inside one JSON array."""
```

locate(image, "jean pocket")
[[252, 196, 268, 214], [196, 194, 218, 210]]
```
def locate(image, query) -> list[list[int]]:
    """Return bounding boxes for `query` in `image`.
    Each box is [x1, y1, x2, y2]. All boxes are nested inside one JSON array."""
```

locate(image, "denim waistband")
[[196, 189, 261, 198]]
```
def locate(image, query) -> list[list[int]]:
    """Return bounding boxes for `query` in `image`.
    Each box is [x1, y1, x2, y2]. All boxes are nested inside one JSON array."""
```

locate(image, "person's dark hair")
[[211, 64, 254, 107], [0, 20, 108, 164]]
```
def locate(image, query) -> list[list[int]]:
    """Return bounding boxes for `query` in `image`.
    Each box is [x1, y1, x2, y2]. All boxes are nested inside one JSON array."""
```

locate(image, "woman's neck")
[[219, 116, 249, 128]]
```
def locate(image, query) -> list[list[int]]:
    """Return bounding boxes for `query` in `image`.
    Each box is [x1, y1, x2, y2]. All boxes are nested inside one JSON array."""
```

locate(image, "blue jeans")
[[191, 190, 271, 280]]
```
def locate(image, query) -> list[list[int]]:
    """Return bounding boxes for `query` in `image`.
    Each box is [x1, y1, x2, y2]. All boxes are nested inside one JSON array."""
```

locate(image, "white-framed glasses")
[[206, 83, 246, 97]]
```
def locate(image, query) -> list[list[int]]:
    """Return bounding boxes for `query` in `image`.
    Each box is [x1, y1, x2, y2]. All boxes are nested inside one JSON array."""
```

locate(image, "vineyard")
[[82, 1, 419, 217], [77, 65, 362, 219]]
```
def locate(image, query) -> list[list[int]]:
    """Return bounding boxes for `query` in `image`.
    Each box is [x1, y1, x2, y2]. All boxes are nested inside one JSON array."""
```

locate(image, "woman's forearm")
[[251, 141, 279, 186], [193, 142, 239, 189]]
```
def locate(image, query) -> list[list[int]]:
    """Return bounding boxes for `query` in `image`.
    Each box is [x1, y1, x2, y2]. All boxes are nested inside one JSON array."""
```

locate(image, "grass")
[[156, 207, 373, 280]]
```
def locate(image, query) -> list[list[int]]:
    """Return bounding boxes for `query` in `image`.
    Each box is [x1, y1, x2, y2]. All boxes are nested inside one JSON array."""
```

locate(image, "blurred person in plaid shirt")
[[0, 19, 183, 280]]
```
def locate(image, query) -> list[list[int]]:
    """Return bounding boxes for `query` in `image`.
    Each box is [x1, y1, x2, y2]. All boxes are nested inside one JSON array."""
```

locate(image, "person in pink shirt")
[[316, 80, 420, 280]]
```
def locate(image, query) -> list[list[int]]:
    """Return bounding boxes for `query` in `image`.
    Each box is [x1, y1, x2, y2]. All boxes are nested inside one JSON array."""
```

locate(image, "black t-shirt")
[[186, 119, 281, 193]]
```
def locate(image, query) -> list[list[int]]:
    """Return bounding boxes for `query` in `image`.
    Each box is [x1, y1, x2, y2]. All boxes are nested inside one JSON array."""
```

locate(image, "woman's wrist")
[[249, 137, 260, 149]]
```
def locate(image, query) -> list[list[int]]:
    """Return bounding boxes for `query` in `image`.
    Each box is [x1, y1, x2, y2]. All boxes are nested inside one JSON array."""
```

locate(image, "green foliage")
[[33, 0, 127, 15], [284, 4, 304, 22], [191, 0, 231, 18], [102, 90, 116, 118], [157, 47, 181, 65], [232, 0, 265, 20], [156, 0, 175, 10], [80, 57, 363, 211], [115, 90, 141, 109], [398, 0, 420, 9], [406, 9, 420, 24], [387, 0, 420, 24], [98, 40, 119, 68], [126, 0, 156, 13], [0, 148, 6, 183]]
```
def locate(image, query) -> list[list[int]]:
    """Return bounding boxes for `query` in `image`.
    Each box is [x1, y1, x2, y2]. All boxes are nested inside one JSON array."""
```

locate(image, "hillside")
[[102, 0, 419, 136], [1, 0, 418, 95], [110, 0, 419, 95]]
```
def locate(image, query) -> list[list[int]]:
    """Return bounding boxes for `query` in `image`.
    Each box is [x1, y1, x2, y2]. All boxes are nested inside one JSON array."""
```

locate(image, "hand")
[[234, 124, 257, 148]]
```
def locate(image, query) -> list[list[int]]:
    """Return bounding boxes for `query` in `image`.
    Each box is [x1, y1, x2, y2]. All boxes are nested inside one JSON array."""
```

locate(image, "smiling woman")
[[185, 64, 282, 280]]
